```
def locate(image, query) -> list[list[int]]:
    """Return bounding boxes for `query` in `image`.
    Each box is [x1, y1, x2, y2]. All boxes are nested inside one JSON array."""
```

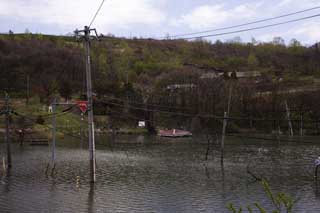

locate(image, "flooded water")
[[1, 135, 320, 212]]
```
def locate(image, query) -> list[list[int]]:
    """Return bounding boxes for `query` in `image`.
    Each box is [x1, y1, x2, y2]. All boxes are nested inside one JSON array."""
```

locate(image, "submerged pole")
[[285, 101, 293, 137], [74, 26, 99, 183], [315, 157, 320, 180], [84, 26, 96, 183], [51, 97, 57, 166], [300, 114, 303, 137], [221, 111, 227, 164], [5, 93, 12, 169]]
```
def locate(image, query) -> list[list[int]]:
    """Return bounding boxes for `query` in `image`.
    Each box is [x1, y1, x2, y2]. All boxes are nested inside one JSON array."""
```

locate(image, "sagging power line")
[[100, 99, 320, 123], [174, 13, 320, 40], [164, 6, 320, 39]]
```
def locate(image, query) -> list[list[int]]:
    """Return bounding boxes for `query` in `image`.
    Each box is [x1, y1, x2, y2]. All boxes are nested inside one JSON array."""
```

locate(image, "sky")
[[0, 0, 320, 45]]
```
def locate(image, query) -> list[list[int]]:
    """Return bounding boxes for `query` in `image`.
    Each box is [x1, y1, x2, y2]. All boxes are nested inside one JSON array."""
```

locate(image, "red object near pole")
[[76, 100, 88, 113]]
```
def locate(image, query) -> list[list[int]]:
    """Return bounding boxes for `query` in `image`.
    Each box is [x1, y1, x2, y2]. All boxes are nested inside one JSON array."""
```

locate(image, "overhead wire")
[[101, 95, 194, 111], [164, 6, 320, 39], [106, 106, 155, 123], [175, 13, 320, 40], [227, 133, 319, 144], [11, 105, 77, 119], [89, 0, 106, 27], [97, 99, 223, 119], [100, 7, 320, 40], [100, 94, 317, 113], [98, 101, 320, 144], [12, 110, 83, 140], [99, 99, 320, 123]]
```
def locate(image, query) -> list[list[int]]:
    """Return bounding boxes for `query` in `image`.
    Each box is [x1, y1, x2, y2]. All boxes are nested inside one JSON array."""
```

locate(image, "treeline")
[[1, 33, 320, 133]]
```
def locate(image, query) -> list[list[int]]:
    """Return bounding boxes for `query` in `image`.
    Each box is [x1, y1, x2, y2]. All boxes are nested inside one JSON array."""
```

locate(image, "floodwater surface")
[[0, 135, 320, 212]]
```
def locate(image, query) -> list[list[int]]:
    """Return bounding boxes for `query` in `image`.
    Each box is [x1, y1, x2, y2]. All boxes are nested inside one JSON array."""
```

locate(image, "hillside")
[[1, 33, 320, 133]]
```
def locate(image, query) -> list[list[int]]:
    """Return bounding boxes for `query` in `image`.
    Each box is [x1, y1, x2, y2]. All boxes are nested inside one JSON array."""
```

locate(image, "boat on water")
[[158, 129, 192, 138]]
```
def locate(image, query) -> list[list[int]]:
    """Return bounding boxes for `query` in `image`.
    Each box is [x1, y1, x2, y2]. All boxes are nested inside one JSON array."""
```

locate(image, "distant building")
[[200, 71, 261, 80], [200, 72, 221, 79], [234, 71, 261, 78], [166, 83, 196, 91]]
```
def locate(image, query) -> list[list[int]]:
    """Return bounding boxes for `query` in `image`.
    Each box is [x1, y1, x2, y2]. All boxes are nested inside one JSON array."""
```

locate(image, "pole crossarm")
[[74, 27, 100, 42]]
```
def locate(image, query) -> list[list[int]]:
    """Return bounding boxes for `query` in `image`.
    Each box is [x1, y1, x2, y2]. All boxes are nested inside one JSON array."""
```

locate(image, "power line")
[[227, 134, 318, 144], [11, 105, 76, 119], [107, 107, 154, 123], [175, 13, 320, 40], [99, 13, 320, 42], [98, 99, 223, 119], [12, 110, 83, 140], [99, 99, 320, 123], [100, 94, 317, 113], [89, 0, 106, 27], [164, 6, 320, 39], [101, 95, 194, 111]]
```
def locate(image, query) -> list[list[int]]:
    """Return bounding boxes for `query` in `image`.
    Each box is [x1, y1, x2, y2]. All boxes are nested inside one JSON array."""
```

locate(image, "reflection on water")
[[88, 183, 95, 213], [0, 135, 320, 212]]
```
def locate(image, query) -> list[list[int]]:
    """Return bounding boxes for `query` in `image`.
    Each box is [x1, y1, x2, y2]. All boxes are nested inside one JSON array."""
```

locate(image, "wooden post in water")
[[285, 101, 293, 137], [51, 97, 57, 167], [221, 112, 227, 164], [5, 93, 12, 169], [315, 157, 320, 180], [2, 157, 6, 175], [26, 74, 30, 105], [277, 125, 281, 144], [249, 115, 253, 129], [300, 113, 303, 137]]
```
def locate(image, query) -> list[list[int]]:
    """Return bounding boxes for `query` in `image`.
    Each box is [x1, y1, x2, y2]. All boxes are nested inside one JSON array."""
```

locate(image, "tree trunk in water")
[[285, 101, 293, 137], [145, 104, 156, 134]]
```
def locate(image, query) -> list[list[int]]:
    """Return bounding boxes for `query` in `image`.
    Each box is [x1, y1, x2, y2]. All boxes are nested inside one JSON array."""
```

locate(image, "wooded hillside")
[[1, 33, 320, 133]]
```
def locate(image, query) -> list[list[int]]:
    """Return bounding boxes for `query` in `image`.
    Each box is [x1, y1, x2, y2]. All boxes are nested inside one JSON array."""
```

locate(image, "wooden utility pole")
[[47, 100, 75, 175], [285, 101, 293, 137], [51, 97, 57, 166], [227, 85, 233, 115], [85, 26, 96, 183], [5, 93, 12, 169], [221, 81, 233, 164], [75, 26, 98, 183], [221, 112, 227, 164], [26, 74, 30, 105], [300, 113, 303, 137]]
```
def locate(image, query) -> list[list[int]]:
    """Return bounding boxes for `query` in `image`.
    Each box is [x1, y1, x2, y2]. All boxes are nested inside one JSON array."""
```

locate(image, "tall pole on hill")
[[75, 26, 98, 183]]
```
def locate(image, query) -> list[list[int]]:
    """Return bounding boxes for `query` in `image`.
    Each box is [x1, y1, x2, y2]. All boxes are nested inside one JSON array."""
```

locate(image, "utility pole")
[[75, 26, 99, 183], [300, 113, 303, 137], [26, 74, 30, 105], [51, 97, 57, 166], [285, 101, 293, 137], [5, 93, 12, 169], [221, 80, 233, 164], [84, 26, 96, 183], [47, 99, 75, 176], [221, 111, 227, 164]]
